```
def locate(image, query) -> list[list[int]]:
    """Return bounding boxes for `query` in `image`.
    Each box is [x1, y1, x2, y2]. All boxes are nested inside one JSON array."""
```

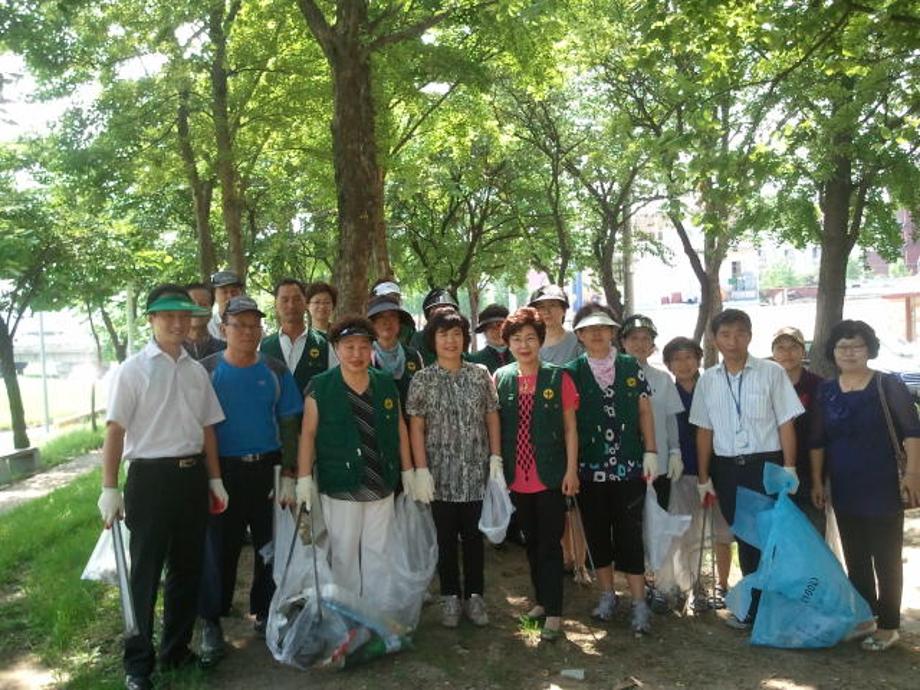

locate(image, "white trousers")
[[320, 494, 394, 596]]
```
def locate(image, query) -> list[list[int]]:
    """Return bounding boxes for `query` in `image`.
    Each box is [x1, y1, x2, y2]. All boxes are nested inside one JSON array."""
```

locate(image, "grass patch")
[[0, 468, 201, 688], [0, 376, 107, 431], [39, 422, 105, 470]]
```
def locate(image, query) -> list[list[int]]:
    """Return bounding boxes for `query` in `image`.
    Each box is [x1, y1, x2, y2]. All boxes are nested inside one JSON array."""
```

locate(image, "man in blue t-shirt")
[[197, 296, 303, 665]]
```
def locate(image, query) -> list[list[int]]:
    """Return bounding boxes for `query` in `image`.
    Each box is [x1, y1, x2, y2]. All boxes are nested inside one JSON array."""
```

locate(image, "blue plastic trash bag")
[[728, 463, 873, 648]]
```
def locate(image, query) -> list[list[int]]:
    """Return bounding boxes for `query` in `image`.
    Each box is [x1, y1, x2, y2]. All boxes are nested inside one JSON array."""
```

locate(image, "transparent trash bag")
[[655, 475, 701, 594], [81, 524, 131, 585], [727, 463, 874, 649], [478, 477, 515, 544], [643, 482, 691, 573]]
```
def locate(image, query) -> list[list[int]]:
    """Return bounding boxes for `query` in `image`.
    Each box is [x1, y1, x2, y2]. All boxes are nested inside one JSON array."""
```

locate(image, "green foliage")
[[40, 423, 105, 469], [889, 258, 911, 278], [760, 262, 806, 289]]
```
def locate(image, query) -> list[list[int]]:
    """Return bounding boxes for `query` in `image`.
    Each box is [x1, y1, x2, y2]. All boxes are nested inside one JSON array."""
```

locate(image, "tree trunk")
[[811, 151, 856, 377], [371, 167, 392, 281], [177, 89, 217, 280], [85, 302, 104, 367], [327, 42, 384, 315], [0, 315, 29, 449], [467, 278, 481, 352], [697, 256, 724, 367], [210, 6, 245, 278], [100, 306, 128, 363], [598, 232, 624, 318]]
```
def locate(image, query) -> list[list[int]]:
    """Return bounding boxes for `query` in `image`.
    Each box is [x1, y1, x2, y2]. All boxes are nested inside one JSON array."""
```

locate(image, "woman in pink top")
[[493, 307, 579, 641]]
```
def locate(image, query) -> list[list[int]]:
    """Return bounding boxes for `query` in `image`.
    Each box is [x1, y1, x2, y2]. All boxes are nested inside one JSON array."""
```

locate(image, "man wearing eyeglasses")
[[207, 270, 245, 340], [197, 296, 303, 665]]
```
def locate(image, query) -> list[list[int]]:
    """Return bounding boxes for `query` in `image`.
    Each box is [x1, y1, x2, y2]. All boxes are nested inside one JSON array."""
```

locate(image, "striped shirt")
[[688, 355, 803, 457], [309, 385, 391, 502]]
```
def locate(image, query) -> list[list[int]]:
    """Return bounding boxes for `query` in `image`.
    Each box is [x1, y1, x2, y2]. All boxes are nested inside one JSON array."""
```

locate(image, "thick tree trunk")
[[811, 152, 856, 377], [328, 47, 384, 315], [597, 233, 624, 319], [210, 6, 245, 278], [100, 306, 128, 363], [696, 256, 724, 367], [0, 316, 29, 449], [177, 89, 217, 280]]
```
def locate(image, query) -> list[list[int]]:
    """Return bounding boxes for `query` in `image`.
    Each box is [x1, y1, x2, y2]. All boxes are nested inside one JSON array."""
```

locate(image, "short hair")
[[825, 319, 880, 362], [185, 282, 214, 305], [572, 303, 618, 330], [305, 281, 338, 306], [328, 315, 376, 345], [424, 307, 471, 353], [501, 307, 546, 346], [146, 283, 191, 310], [274, 278, 307, 298], [663, 337, 703, 364], [710, 308, 752, 336]]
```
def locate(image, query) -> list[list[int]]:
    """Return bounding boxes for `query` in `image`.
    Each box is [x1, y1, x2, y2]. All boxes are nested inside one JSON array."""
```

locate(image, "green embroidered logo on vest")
[[406, 361, 417, 372], [626, 376, 637, 387], [309, 347, 320, 359], [384, 397, 395, 410], [542, 387, 555, 400]]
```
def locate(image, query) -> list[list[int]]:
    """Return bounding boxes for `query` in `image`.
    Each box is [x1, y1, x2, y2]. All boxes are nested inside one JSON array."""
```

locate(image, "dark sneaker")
[[709, 585, 727, 610], [253, 616, 267, 638], [199, 619, 225, 667], [646, 585, 670, 614], [724, 613, 752, 630]]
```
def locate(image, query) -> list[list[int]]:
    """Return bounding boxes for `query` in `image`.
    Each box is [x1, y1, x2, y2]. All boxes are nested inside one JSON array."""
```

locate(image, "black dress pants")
[[431, 500, 484, 598], [512, 489, 566, 616], [123, 458, 208, 676]]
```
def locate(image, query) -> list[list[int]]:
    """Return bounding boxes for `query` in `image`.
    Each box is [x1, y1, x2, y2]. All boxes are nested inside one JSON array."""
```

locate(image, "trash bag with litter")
[[643, 482, 691, 573], [727, 463, 874, 648], [81, 524, 132, 585], [478, 477, 515, 544]]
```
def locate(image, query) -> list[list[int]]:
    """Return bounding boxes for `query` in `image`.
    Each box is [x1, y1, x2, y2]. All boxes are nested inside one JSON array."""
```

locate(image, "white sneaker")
[[631, 600, 651, 636], [464, 594, 489, 626], [591, 591, 618, 621], [440, 595, 461, 628]]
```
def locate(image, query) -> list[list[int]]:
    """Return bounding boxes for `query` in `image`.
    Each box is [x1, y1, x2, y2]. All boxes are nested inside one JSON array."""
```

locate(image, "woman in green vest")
[[367, 295, 423, 412], [466, 304, 514, 374], [566, 304, 658, 636], [494, 307, 579, 641], [294, 316, 431, 596]]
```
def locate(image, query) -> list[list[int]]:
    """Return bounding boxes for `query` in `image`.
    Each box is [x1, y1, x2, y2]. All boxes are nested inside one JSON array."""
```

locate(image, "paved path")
[[0, 451, 101, 515]]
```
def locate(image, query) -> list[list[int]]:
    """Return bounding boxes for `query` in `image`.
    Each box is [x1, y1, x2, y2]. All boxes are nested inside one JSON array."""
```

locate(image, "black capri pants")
[[579, 478, 646, 575]]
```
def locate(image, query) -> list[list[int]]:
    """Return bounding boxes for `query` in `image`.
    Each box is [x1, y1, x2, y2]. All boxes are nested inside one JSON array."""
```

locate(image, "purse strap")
[[876, 372, 908, 473]]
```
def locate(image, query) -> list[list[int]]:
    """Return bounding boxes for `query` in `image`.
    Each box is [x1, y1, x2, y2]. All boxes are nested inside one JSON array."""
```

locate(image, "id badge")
[[736, 428, 750, 449]]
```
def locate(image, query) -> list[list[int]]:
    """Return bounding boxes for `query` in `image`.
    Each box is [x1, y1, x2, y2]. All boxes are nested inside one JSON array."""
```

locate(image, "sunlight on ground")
[[0, 657, 65, 690], [762, 680, 818, 690]]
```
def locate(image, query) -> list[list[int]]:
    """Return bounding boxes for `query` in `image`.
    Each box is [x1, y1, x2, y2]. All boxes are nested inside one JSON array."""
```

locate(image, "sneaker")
[[199, 619, 225, 667], [690, 586, 710, 614], [724, 613, 752, 630], [440, 595, 461, 628], [464, 594, 489, 626], [253, 616, 267, 638], [646, 585, 670, 614], [709, 585, 727, 610], [124, 675, 152, 690], [631, 600, 651, 636], [591, 591, 618, 621]]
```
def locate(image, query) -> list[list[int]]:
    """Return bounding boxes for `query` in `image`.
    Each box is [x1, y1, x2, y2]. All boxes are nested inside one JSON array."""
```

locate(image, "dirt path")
[[209, 512, 920, 690], [0, 451, 100, 515]]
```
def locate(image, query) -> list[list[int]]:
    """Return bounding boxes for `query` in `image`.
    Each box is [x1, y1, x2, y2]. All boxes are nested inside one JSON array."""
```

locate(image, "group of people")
[[96, 272, 920, 690]]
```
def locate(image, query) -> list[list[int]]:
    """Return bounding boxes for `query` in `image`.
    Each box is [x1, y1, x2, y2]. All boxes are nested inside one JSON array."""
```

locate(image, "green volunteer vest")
[[465, 345, 515, 374], [494, 362, 566, 489], [260, 328, 328, 395], [565, 353, 645, 468], [311, 367, 401, 494], [377, 346, 423, 410], [408, 330, 436, 366]]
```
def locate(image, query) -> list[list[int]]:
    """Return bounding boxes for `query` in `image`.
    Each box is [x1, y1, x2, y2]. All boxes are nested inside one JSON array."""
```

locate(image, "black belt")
[[713, 451, 782, 466], [221, 450, 281, 464], [131, 454, 203, 468]]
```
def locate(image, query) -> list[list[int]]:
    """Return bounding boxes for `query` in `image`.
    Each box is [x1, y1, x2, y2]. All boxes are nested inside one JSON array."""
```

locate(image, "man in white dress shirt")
[[97, 284, 228, 690], [689, 308, 803, 629]]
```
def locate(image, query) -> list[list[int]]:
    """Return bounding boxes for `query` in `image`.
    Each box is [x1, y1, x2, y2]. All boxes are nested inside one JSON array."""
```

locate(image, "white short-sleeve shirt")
[[689, 355, 803, 457], [642, 363, 685, 474], [107, 340, 225, 459]]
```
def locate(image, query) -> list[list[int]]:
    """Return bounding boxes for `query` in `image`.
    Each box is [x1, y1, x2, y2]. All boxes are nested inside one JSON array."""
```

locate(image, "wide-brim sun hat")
[[367, 296, 415, 327]]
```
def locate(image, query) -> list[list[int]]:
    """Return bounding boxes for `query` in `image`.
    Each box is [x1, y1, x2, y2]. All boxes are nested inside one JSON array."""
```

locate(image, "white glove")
[[667, 449, 684, 481], [489, 454, 505, 483], [278, 476, 296, 507], [697, 478, 716, 506], [401, 469, 418, 500], [414, 467, 435, 504], [295, 475, 315, 512], [782, 465, 800, 495], [209, 478, 229, 514], [97, 487, 124, 527], [642, 451, 658, 479]]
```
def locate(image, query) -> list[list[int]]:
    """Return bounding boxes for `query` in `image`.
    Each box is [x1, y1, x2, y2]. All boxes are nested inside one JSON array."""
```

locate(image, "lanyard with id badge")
[[724, 368, 749, 450]]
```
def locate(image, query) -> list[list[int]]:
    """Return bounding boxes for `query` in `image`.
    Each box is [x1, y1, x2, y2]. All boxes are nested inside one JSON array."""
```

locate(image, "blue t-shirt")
[[675, 382, 699, 476], [207, 354, 304, 456], [811, 373, 920, 517]]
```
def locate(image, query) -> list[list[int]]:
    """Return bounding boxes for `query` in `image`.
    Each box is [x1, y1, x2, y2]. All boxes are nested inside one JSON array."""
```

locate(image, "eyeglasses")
[[834, 344, 867, 354], [309, 300, 333, 307], [225, 323, 262, 332]]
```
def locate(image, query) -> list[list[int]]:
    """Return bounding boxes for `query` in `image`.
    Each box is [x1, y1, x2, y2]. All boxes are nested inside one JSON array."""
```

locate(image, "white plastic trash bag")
[[478, 478, 514, 544], [643, 482, 691, 572], [81, 524, 131, 585]]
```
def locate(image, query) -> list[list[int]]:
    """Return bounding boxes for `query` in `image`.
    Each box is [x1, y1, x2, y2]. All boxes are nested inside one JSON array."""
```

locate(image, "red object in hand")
[[702, 493, 717, 509], [209, 491, 225, 514]]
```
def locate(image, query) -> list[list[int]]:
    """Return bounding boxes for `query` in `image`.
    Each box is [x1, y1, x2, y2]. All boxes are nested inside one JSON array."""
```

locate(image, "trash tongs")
[[278, 504, 323, 622], [112, 520, 140, 637]]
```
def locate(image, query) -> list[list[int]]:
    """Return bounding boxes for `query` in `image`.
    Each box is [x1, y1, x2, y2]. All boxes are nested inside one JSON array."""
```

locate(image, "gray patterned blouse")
[[406, 361, 499, 502]]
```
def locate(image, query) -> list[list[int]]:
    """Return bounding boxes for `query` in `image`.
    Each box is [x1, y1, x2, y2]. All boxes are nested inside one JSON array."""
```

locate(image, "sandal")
[[861, 630, 899, 651], [540, 616, 563, 641], [844, 619, 877, 642]]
